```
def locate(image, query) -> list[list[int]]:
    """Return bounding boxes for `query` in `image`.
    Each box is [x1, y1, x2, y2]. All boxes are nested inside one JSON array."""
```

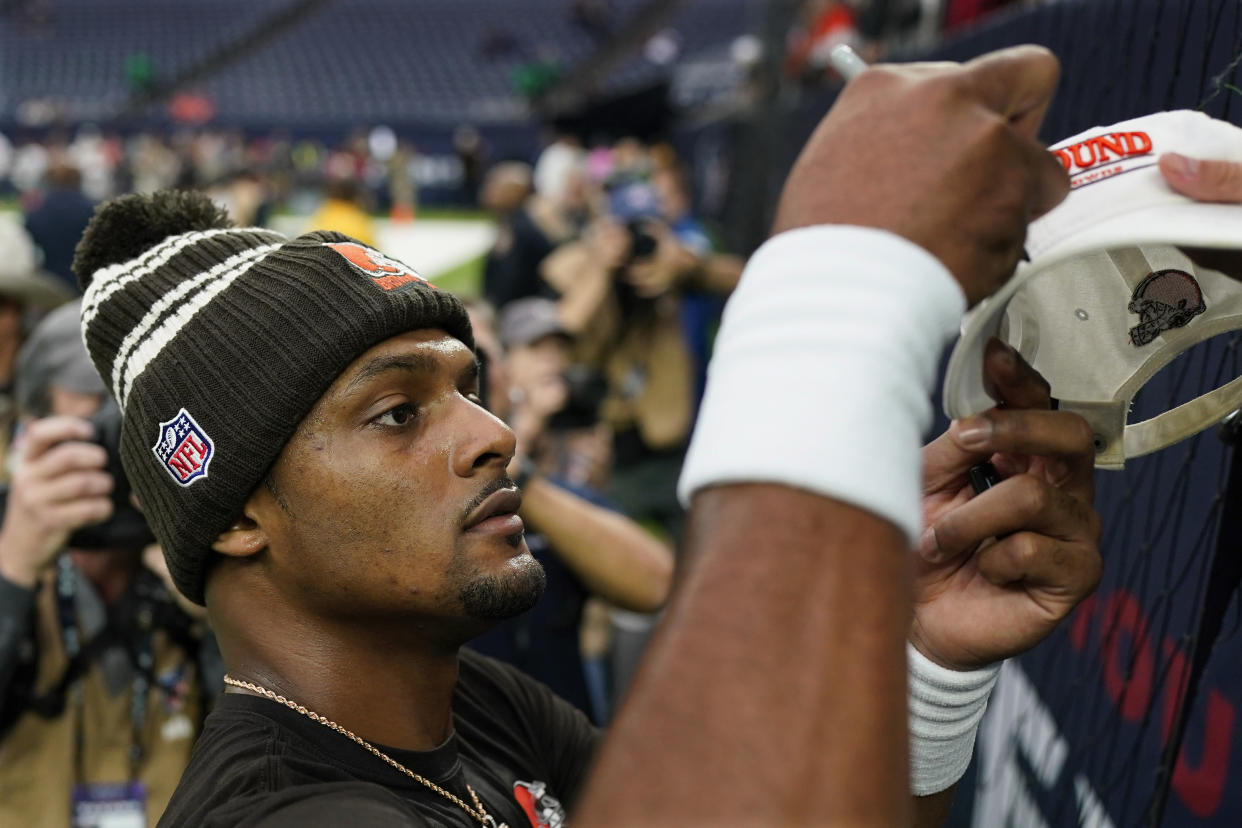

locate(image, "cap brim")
[[944, 201, 1242, 422], [0, 269, 73, 309]]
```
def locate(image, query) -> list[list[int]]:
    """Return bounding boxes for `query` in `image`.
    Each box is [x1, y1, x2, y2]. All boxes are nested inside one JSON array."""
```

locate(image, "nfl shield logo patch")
[[153, 408, 214, 487]]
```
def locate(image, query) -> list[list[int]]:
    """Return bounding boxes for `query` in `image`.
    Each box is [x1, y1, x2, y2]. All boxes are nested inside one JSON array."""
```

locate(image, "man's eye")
[[375, 403, 416, 427]]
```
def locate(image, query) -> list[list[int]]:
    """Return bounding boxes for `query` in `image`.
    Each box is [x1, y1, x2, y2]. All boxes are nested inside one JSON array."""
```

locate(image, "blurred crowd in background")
[[0, 0, 1044, 823], [0, 123, 735, 784], [784, 0, 1035, 80], [0, 0, 1040, 756]]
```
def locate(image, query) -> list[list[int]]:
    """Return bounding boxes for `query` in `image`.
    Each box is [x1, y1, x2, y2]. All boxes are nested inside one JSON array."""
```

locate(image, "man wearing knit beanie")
[[76, 48, 1111, 828], [77, 190, 590, 827]]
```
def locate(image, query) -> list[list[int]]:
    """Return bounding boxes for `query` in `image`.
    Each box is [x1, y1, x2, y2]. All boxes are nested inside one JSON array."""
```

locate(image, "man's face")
[[49, 386, 104, 419], [249, 328, 545, 634], [508, 336, 570, 394], [0, 297, 22, 341]]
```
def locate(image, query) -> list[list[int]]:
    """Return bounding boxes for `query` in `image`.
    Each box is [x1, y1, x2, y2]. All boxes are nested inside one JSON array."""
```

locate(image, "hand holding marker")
[[830, 44, 1002, 495]]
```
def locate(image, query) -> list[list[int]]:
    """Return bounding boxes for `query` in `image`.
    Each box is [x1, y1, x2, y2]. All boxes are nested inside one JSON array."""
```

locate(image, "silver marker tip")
[[830, 44, 868, 81]]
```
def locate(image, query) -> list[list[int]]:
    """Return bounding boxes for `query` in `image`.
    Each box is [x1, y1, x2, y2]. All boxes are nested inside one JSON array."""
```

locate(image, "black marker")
[[968, 461, 1002, 495]]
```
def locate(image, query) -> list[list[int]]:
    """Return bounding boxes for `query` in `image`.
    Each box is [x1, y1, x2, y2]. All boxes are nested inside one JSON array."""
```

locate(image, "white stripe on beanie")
[[82, 227, 273, 326], [110, 243, 280, 406]]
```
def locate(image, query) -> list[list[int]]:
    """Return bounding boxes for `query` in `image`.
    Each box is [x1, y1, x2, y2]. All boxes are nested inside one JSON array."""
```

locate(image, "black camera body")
[[65, 401, 155, 551], [626, 220, 659, 263]]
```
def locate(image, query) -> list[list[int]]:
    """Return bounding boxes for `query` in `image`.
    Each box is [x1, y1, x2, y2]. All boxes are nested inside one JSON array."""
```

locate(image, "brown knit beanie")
[[74, 191, 473, 604]]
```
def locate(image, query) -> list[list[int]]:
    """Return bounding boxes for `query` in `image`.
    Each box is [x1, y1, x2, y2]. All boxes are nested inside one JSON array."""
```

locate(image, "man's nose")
[[451, 395, 517, 477]]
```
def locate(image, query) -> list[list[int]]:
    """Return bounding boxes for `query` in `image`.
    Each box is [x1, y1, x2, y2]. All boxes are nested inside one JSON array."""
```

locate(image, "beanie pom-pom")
[[74, 190, 233, 292]]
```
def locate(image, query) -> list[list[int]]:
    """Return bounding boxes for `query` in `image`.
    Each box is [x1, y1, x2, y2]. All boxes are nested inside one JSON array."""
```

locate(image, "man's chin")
[[459, 554, 547, 621]]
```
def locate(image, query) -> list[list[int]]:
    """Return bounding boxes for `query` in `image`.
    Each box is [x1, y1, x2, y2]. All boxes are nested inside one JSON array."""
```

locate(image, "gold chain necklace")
[[223, 675, 508, 828]]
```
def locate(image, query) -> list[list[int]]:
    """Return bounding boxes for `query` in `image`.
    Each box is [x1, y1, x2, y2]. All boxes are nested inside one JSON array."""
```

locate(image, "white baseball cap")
[[942, 110, 1242, 469]]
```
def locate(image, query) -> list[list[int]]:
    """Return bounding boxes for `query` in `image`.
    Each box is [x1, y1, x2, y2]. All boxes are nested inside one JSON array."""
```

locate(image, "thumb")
[[1159, 153, 1242, 203], [922, 417, 996, 492]]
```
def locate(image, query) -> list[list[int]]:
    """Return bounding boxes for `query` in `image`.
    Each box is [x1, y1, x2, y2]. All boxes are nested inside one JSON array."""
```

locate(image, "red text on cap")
[[1054, 132, 1154, 174]]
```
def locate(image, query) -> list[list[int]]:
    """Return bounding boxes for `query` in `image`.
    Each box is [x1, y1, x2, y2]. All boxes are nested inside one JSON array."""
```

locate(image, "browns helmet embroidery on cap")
[[1128, 269, 1207, 347], [324, 241, 433, 292]]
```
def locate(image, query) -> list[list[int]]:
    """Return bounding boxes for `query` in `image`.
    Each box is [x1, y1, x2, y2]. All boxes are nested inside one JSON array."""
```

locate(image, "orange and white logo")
[[513, 780, 565, 828], [1052, 131, 1155, 190], [324, 242, 433, 292]]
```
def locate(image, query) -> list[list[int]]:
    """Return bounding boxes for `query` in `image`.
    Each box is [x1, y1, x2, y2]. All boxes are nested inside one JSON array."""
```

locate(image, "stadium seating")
[[0, 0, 759, 129], [0, 0, 288, 123]]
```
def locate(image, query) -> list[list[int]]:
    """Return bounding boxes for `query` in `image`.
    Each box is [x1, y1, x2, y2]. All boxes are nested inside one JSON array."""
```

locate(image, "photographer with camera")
[[0, 300, 220, 828], [545, 150, 743, 544], [541, 151, 745, 702], [465, 298, 673, 723]]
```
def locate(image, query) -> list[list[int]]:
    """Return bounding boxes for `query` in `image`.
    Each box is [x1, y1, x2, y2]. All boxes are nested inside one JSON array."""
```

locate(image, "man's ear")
[[214, 474, 283, 558], [213, 516, 268, 558]]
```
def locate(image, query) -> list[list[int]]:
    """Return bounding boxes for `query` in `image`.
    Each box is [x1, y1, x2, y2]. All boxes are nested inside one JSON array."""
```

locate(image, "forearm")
[[575, 227, 963, 824], [688, 252, 744, 294], [575, 484, 912, 826], [520, 477, 673, 612], [540, 242, 614, 337]]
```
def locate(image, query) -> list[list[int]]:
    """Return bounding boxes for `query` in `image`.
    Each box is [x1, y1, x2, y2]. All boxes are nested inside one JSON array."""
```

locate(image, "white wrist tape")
[[908, 643, 1001, 795], [677, 225, 965, 543]]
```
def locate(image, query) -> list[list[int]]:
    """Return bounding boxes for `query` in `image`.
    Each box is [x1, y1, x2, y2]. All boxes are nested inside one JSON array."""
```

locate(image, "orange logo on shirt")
[[513, 780, 565, 828], [324, 242, 434, 292]]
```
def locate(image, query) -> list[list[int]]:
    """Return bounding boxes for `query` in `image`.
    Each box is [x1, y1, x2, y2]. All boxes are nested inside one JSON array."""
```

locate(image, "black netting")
[[923, 2, 1242, 824], [974, 332, 1239, 827], [721, 2, 1242, 822]]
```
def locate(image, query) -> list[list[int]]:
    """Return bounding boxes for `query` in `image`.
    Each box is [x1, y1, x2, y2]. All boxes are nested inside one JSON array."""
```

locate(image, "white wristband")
[[907, 643, 1001, 795], [677, 225, 965, 543]]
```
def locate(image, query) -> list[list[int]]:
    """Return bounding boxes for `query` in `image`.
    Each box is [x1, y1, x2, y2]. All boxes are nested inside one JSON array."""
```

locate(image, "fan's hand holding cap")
[[944, 110, 1242, 469]]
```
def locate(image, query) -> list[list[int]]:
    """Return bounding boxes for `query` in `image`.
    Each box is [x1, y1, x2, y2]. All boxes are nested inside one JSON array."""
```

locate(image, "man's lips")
[[463, 487, 524, 533]]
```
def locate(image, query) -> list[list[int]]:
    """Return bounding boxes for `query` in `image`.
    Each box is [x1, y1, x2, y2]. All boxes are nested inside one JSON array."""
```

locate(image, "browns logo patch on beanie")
[[74, 190, 473, 604]]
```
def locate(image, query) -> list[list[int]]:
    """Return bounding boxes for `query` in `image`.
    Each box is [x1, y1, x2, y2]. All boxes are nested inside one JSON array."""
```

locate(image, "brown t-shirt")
[[159, 649, 600, 827]]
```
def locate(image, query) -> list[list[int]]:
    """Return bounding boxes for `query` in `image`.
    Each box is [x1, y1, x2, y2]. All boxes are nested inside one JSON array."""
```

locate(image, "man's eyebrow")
[[341, 352, 441, 397]]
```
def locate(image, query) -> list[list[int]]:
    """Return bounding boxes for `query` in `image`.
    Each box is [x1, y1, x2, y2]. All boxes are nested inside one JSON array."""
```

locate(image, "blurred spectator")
[[454, 125, 487, 206], [944, 0, 1026, 31], [534, 133, 585, 207], [67, 125, 122, 202], [857, 0, 940, 53], [9, 138, 49, 194], [513, 48, 565, 100], [125, 133, 181, 195], [480, 159, 578, 310], [465, 298, 673, 723], [23, 163, 96, 293], [544, 153, 739, 545], [0, 300, 221, 828], [208, 169, 272, 228], [385, 140, 418, 222], [306, 178, 377, 247], [122, 51, 156, 96], [527, 140, 743, 711], [650, 160, 744, 404], [0, 222, 72, 480], [785, 0, 862, 81]]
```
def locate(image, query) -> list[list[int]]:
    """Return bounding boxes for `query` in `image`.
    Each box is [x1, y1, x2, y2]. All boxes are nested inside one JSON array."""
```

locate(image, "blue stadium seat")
[[1, 0, 759, 127]]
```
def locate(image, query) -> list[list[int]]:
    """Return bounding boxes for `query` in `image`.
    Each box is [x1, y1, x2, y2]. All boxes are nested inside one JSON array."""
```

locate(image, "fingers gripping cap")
[[78, 193, 472, 603], [944, 111, 1242, 469]]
